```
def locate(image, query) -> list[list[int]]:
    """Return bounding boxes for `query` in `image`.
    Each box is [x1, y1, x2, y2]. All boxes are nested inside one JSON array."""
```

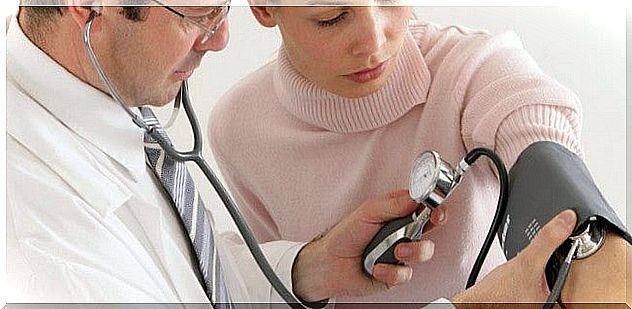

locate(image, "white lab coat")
[[6, 14, 304, 305]]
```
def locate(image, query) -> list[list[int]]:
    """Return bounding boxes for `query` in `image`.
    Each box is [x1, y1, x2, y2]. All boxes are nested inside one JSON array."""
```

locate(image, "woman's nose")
[[194, 19, 230, 52], [350, 7, 388, 58]]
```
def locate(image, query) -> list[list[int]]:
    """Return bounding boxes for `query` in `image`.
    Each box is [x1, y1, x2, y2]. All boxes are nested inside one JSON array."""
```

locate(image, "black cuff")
[[499, 141, 631, 259]]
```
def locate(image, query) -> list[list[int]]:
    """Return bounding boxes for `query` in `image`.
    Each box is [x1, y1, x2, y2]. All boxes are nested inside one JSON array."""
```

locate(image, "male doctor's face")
[[91, 3, 229, 107]]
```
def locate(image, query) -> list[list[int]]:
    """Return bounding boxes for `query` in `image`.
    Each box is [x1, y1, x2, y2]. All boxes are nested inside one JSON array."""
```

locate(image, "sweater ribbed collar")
[[274, 31, 431, 133]]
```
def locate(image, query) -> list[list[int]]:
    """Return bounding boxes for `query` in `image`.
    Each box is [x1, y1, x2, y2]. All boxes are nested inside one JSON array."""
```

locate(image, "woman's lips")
[[344, 60, 388, 84]]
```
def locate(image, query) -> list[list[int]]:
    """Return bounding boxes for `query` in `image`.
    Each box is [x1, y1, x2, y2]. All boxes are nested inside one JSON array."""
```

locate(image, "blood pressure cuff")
[[497, 141, 632, 261]]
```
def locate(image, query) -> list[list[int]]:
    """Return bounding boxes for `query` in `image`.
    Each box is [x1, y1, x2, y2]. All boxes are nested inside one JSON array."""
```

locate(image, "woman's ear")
[[249, 0, 278, 28]]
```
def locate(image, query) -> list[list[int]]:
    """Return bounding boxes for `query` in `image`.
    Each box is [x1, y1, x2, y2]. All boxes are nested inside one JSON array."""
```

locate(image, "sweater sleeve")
[[459, 31, 584, 168], [495, 104, 584, 169]]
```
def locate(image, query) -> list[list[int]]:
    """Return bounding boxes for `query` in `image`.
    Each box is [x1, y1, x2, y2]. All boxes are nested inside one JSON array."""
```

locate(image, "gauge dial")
[[409, 151, 440, 203]]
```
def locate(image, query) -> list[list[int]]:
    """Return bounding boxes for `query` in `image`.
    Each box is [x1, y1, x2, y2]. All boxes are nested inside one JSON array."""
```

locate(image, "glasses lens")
[[176, 6, 218, 17], [176, 5, 228, 32]]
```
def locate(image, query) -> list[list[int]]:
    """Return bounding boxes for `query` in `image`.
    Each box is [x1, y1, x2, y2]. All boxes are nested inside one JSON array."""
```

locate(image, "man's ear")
[[248, 0, 277, 28], [66, 0, 102, 31]]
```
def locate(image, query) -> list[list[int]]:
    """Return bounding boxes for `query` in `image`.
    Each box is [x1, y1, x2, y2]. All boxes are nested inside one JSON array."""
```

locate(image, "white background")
[[1, 3, 629, 303]]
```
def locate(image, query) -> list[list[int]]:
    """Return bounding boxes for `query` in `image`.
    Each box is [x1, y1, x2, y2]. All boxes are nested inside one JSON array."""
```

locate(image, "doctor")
[[7, 1, 446, 304], [5, 0, 628, 306]]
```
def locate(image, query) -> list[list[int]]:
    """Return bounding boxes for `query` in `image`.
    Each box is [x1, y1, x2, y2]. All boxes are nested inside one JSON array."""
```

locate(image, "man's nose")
[[194, 19, 230, 52], [350, 8, 388, 58]]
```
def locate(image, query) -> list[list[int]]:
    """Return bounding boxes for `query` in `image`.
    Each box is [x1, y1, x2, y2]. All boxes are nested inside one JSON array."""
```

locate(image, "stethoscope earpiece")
[[90, 0, 102, 15]]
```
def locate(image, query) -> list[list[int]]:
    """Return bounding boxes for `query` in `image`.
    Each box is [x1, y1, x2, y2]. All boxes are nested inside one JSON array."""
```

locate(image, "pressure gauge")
[[363, 149, 471, 276], [409, 150, 462, 208], [409, 151, 440, 203]]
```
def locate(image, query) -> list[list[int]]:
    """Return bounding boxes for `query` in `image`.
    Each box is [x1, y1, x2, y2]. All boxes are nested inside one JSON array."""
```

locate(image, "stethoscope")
[[82, 7, 307, 308]]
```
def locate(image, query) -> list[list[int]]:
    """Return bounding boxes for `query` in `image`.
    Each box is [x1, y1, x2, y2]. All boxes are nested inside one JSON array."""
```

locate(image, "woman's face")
[[269, 3, 413, 98]]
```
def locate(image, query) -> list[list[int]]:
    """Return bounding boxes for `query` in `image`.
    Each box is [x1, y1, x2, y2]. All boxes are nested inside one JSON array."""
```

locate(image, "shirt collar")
[[6, 15, 147, 183]]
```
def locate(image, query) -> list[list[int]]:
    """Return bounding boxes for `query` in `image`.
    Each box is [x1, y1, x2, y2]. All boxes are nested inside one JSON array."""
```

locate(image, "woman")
[[208, 3, 583, 303]]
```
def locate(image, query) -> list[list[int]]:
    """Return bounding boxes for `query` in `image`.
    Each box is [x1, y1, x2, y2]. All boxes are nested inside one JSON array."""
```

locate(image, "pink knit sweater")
[[209, 21, 583, 303]]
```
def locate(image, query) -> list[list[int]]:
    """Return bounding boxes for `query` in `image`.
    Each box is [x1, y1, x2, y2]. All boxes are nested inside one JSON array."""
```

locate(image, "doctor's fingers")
[[425, 207, 448, 231], [395, 239, 435, 264], [359, 189, 418, 224], [430, 207, 447, 225], [371, 263, 414, 287], [518, 209, 577, 270]]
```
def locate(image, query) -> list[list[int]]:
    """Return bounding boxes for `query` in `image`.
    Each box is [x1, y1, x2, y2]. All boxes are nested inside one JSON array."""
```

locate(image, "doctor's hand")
[[451, 209, 577, 306], [291, 189, 446, 302]]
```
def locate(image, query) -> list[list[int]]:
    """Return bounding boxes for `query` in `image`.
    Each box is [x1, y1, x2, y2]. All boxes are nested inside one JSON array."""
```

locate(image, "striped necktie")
[[140, 107, 232, 307]]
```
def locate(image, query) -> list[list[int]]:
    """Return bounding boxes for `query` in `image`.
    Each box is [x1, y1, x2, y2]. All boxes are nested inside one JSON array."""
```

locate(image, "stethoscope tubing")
[[83, 10, 306, 308]]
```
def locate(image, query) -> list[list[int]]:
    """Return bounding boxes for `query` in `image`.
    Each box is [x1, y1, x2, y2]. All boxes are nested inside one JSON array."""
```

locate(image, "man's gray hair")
[[19, 0, 151, 38]]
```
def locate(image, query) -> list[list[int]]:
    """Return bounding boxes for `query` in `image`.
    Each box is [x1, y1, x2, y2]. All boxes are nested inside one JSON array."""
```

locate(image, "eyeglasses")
[[152, 0, 231, 43]]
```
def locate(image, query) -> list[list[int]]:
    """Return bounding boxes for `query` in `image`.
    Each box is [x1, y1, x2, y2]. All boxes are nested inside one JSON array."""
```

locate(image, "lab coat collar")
[[6, 15, 147, 183]]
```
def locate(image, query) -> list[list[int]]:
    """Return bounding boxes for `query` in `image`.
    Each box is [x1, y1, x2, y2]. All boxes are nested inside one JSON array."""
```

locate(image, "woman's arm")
[[561, 231, 630, 305]]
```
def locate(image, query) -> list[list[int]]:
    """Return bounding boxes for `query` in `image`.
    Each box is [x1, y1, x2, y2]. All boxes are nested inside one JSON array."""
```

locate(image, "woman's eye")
[[317, 12, 348, 28]]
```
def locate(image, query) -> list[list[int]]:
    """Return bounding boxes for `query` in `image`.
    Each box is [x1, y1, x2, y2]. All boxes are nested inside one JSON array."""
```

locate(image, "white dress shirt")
[[6, 15, 304, 305]]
